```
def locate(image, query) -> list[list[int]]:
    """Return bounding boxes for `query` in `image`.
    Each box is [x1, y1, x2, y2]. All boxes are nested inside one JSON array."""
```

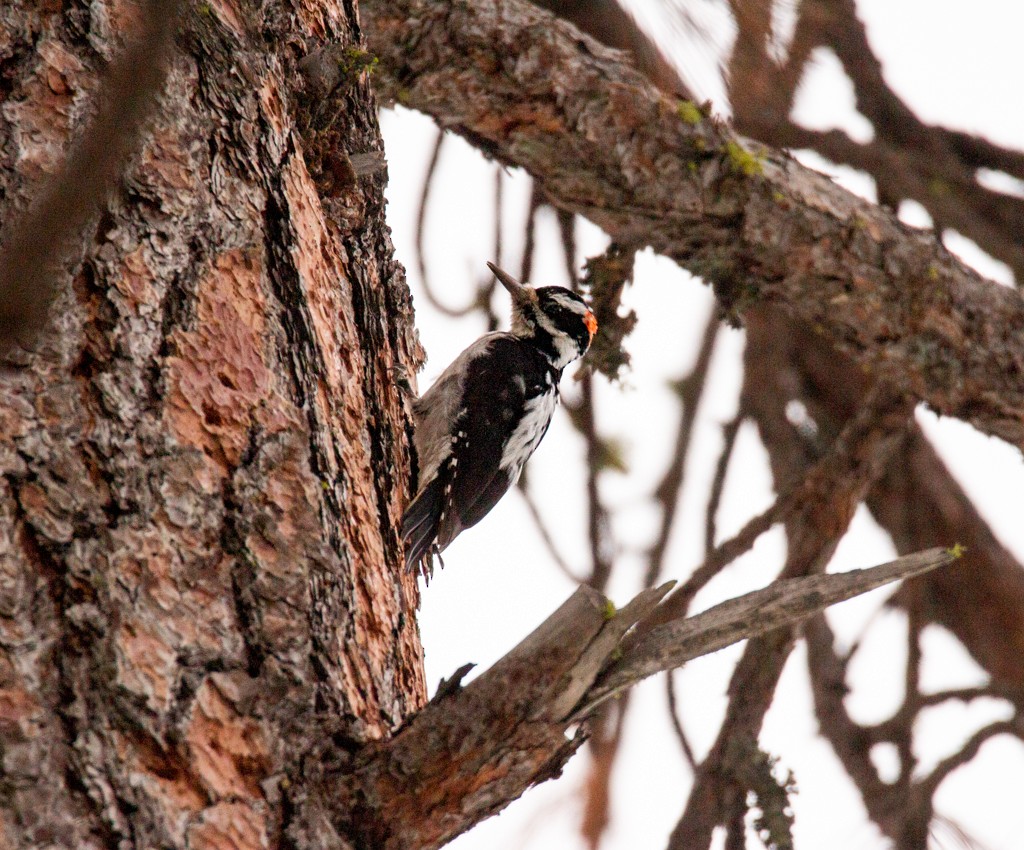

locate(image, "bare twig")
[[864, 687, 1018, 744], [414, 131, 480, 317], [520, 183, 544, 283], [516, 476, 585, 582], [644, 310, 720, 587], [666, 672, 699, 770], [556, 207, 578, 287], [582, 548, 956, 714], [705, 410, 744, 555], [918, 720, 1023, 801], [570, 373, 614, 591], [580, 699, 629, 849], [897, 610, 924, 785]]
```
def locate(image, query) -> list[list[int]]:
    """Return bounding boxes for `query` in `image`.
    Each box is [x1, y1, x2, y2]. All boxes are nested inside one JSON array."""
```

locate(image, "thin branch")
[[414, 131, 479, 317], [556, 206, 578, 287], [581, 699, 629, 849], [864, 685, 1018, 743], [644, 310, 721, 587], [666, 672, 698, 770], [897, 611, 924, 786], [915, 720, 1023, 802], [516, 476, 585, 582], [579, 371, 614, 590], [705, 410, 744, 555], [0, 0, 184, 356], [677, 493, 782, 608], [578, 548, 956, 716], [805, 615, 892, 827], [920, 686, 1018, 708], [520, 182, 545, 283]]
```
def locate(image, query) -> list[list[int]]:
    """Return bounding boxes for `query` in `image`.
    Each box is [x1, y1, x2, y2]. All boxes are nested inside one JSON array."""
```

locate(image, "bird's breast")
[[499, 383, 558, 479]]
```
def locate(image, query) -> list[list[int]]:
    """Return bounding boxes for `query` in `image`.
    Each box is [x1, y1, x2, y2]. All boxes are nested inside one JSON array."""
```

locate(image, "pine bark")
[[0, 3, 425, 848]]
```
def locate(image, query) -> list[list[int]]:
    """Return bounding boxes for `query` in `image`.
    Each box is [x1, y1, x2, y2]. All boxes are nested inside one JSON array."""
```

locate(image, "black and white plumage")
[[403, 262, 598, 570]]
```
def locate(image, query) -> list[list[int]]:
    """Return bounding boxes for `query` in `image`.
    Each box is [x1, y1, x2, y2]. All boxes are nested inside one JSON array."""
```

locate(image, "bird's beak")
[[487, 262, 536, 306], [584, 309, 598, 341]]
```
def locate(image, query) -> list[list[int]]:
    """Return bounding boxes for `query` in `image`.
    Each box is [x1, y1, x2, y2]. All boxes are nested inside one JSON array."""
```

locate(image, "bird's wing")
[[411, 334, 504, 488], [434, 337, 553, 548], [403, 334, 514, 568]]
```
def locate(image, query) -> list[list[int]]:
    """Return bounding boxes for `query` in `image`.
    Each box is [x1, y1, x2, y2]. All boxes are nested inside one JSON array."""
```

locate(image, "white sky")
[[378, 2, 1024, 848]]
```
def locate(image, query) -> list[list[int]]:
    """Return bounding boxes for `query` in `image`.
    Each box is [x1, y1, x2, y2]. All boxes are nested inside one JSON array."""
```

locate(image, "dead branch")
[[589, 548, 952, 713], [705, 410, 744, 554], [644, 310, 721, 586]]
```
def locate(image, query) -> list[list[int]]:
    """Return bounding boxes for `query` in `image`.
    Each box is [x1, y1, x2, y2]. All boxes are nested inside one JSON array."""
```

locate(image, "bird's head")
[[487, 262, 598, 370]]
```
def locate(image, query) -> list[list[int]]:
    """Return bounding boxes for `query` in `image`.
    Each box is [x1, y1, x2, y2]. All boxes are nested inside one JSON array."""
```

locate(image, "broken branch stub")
[[578, 547, 957, 716]]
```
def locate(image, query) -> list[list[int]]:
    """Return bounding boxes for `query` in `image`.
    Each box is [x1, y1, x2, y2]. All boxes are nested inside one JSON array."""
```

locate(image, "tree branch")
[[362, 0, 1024, 450], [332, 548, 953, 848], [585, 548, 953, 715]]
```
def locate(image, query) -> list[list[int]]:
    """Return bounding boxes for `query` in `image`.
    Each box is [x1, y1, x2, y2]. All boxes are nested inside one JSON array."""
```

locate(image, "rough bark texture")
[[0, 3, 425, 848], [362, 0, 1024, 450]]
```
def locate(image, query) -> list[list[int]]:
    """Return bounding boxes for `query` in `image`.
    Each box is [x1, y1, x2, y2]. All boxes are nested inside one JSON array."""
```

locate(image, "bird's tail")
[[402, 476, 444, 571]]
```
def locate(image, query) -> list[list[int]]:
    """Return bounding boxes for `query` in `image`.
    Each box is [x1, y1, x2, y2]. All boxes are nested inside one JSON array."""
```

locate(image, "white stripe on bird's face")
[[534, 308, 583, 370], [546, 290, 591, 317]]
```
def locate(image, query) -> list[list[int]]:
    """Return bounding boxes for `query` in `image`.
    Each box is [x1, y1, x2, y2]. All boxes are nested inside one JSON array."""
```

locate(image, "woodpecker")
[[403, 262, 598, 571]]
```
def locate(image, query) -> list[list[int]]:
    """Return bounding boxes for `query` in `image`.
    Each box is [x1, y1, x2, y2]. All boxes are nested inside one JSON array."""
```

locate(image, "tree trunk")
[[0, 3, 425, 848]]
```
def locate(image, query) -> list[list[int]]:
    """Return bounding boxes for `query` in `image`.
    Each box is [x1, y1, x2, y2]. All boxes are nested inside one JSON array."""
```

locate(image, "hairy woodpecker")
[[403, 262, 598, 570]]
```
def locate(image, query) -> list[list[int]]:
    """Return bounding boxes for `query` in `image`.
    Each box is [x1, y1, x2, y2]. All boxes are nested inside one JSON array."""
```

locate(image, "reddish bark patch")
[[165, 249, 278, 470], [185, 675, 270, 801]]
